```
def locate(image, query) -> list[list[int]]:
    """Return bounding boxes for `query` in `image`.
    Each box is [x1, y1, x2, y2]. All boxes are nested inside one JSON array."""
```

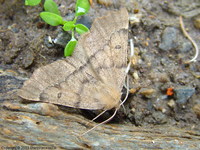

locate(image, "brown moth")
[[18, 8, 129, 120]]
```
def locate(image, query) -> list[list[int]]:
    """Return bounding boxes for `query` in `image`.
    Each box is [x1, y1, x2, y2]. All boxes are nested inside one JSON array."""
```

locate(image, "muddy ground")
[[0, 0, 200, 149]]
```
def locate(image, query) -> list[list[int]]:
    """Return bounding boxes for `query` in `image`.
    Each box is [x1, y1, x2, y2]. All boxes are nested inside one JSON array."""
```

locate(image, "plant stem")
[[71, 27, 75, 39], [73, 16, 78, 23], [71, 16, 78, 39]]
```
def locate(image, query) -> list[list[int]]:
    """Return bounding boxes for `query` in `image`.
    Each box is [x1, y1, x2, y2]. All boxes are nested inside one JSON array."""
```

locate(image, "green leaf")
[[44, 0, 60, 15], [64, 39, 77, 57], [40, 12, 63, 26], [75, 0, 90, 16], [75, 24, 89, 34], [25, 0, 41, 6], [63, 21, 75, 31]]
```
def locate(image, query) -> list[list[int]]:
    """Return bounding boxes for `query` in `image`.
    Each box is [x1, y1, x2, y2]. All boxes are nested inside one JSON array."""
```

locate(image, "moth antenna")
[[125, 39, 134, 74], [119, 99, 126, 113], [120, 38, 133, 106], [124, 39, 134, 90], [120, 74, 130, 107], [91, 110, 107, 121], [119, 39, 133, 113], [81, 108, 118, 136], [86, 109, 107, 125]]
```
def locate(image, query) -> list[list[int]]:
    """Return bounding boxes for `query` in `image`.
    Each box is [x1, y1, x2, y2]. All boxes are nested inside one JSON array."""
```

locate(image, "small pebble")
[[53, 31, 71, 47], [131, 56, 138, 66], [131, 107, 136, 113], [97, 0, 113, 6], [153, 103, 167, 113], [159, 27, 178, 51], [44, 36, 54, 48], [129, 14, 142, 25], [22, 51, 34, 68], [129, 88, 137, 94], [174, 87, 195, 104], [193, 15, 200, 29], [139, 88, 155, 98], [132, 71, 139, 80], [167, 99, 175, 108], [179, 41, 193, 53]]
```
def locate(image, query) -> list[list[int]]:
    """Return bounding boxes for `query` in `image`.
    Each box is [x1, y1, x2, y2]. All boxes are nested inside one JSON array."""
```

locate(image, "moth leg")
[[123, 39, 134, 91], [120, 39, 134, 110], [125, 39, 134, 74], [120, 74, 130, 107], [81, 108, 118, 136], [119, 99, 126, 113], [85, 109, 107, 126]]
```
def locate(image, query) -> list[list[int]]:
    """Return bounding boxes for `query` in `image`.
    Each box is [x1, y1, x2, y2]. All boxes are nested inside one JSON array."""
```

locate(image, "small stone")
[[53, 31, 71, 47], [193, 16, 200, 29], [159, 27, 178, 51], [129, 88, 137, 94], [44, 36, 54, 48], [174, 87, 195, 104], [133, 9, 139, 14], [97, 0, 113, 6], [179, 41, 193, 53], [153, 102, 167, 113], [167, 99, 175, 108], [132, 71, 139, 80], [161, 108, 167, 113], [131, 56, 138, 66], [193, 104, 200, 118], [131, 107, 136, 113], [154, 104, 167, 113], [139, 88, 155, 98], [129, 13, 142, 25], [22, 51, 34, 68]]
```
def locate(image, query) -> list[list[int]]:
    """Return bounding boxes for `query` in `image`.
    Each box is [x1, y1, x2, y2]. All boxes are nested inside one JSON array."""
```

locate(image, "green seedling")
[[25, 0, 90, 57], [25, 0, 41, 6]]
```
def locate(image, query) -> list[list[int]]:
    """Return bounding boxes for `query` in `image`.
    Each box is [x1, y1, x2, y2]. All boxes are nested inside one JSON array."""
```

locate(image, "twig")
[[179, 16, 199, 63]]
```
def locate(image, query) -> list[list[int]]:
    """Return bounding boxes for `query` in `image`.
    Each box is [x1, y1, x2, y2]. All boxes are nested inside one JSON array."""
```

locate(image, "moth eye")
[[115, 45, 121, 50]]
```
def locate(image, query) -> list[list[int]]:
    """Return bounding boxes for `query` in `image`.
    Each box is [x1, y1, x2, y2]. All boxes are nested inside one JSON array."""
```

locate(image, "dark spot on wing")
[[115, 45, 121, 49], [57, 92, 62, 98]]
